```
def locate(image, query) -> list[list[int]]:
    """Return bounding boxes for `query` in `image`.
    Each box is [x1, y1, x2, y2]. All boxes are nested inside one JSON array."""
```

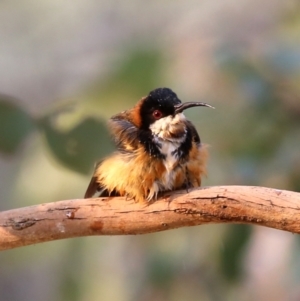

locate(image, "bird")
[[84, 87, 214, 203]]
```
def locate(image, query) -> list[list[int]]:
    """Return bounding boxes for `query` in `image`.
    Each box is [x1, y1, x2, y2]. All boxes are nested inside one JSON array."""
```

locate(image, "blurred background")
[[0, 0, 300, 300]]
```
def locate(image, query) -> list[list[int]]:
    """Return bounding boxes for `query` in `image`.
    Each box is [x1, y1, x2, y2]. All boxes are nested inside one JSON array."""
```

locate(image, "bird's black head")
[[139, 87, 213, 129], [139, 88, 181, 129]]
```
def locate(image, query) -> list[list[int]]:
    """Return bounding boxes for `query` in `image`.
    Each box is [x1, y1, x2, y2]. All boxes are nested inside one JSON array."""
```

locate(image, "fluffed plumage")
[[84, 88, 212, 202]]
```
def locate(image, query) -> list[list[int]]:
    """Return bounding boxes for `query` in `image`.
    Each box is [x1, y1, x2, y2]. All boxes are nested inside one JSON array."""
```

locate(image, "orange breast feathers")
[[93, 142, 208, 203]]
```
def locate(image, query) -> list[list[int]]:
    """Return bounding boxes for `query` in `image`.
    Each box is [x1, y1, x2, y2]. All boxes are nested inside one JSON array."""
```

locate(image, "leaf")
[[0, 96, 35, 154], [40, 116, 112, 174]]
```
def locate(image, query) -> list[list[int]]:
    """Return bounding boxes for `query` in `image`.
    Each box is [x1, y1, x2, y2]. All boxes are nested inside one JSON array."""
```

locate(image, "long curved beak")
[[174, 101, 215, 114]]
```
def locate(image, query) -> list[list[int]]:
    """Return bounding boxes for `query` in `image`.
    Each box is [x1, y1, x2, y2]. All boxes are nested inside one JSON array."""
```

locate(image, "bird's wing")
[[109, 113, 163, 158], [84, 113, 140, 198], [108, 114, 140, 152], [84, 161, 103, 198], [84, 175, 120, 198], [84, 175, 100, 198]]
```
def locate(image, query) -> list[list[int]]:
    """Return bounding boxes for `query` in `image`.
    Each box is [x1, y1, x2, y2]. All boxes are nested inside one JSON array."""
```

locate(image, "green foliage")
[[39, 115, 112, 174], [0, 96, 35, 154], [0, 95, 113, 174]]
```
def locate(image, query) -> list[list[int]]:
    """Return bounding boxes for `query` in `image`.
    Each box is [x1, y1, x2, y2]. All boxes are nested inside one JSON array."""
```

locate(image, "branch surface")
[[0, 186, 299, 251]]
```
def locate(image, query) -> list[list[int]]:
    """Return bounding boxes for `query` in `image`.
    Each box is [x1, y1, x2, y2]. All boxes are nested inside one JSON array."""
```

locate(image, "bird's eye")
[[152, 110, 163, 119]]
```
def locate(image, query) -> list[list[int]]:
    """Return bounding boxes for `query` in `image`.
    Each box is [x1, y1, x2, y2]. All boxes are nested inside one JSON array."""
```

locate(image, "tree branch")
[[0, 186, 299, 251]]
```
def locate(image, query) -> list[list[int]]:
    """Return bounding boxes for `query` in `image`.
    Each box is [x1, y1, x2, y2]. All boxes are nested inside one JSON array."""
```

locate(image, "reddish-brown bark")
[[0, 186, 299, 250]]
